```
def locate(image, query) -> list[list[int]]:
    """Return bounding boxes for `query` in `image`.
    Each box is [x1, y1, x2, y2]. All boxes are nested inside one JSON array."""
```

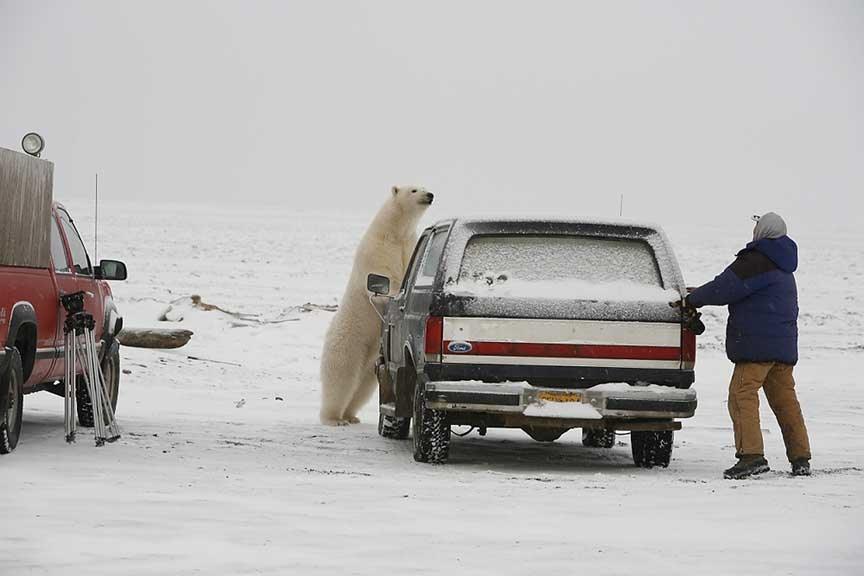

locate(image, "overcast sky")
[[1, 1, 861, 229]]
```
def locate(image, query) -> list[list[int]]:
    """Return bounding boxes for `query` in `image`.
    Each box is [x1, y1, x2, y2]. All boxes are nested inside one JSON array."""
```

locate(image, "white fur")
[[319, 186, 432, 425]]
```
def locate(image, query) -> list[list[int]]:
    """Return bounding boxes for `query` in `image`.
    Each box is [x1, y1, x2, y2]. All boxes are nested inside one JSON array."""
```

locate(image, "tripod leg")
[[76, 338, 105, 445], [85, 331, 103, 444], [95, 347, 121, 441], [87, 329, 119, 442], [64, 331, 77, 443], [91, 331, 120, 441]]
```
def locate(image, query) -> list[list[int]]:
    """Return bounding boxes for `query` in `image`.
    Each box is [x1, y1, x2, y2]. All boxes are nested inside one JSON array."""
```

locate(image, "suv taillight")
[[425, 316, 443, 360], [682, 327, 696, 370]]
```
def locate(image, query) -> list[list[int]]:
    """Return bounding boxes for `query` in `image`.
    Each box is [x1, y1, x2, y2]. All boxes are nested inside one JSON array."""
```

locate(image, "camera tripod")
[[62, 291, 120, 446]]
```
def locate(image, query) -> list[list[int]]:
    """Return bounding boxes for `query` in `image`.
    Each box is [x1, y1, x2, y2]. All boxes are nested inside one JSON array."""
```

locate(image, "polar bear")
[[319, 186, 434, 425]]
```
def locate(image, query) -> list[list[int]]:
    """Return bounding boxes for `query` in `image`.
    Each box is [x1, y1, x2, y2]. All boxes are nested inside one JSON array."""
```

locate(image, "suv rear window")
[[458, 234, 662, 287]]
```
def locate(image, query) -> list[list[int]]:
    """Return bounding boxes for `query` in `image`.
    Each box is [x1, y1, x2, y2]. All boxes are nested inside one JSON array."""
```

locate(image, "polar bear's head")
[[391, 186, 434, 215]]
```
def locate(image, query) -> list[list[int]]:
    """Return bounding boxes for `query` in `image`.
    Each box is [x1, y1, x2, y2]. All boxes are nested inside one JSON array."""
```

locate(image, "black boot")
[[791, 459, 811, 477], [724, 456, 770, 479]]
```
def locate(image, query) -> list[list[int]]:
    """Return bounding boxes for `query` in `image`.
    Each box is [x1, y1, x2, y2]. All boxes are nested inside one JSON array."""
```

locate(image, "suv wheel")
[[582, 428, 616, 448], [631, 430, 673, 468], [378, 413, 410, 439], [0, 349, 24, 454], [412, 380, 450, 463], [77, 344, 120, 428]]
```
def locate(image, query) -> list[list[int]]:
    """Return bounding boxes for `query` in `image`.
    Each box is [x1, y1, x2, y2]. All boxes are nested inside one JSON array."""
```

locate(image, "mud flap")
[[395, 366, 414, 418]]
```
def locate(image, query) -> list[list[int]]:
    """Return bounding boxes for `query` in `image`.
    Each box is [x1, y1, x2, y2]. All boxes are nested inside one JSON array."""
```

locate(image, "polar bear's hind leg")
[[319, 338, 356, 426], [342, 373, 378, 424]]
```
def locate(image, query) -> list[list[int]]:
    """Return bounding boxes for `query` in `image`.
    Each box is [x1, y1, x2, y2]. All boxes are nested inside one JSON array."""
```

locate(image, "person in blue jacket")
[[685, 212, 811, 479]]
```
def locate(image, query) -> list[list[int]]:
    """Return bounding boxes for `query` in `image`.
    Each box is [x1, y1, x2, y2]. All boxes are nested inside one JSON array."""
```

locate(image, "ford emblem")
[[447, 341, 473, 353]]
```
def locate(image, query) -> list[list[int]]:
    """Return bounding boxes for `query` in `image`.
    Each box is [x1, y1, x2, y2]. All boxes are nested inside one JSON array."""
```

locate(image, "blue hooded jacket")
[[687, 236, 799, 365]]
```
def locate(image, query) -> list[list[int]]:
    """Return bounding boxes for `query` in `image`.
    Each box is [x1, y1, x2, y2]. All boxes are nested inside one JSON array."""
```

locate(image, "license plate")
[[538, 391, 582, 403]]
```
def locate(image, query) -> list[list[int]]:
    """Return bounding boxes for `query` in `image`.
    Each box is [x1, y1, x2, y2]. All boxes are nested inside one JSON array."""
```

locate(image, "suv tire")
[[631, 430, 673, 468], [412, 380, 450, 463], [0, 349, 24, 454], [582, 428, 616, 448], [77, 344, 120, 428], [378, 413, 410, 439]]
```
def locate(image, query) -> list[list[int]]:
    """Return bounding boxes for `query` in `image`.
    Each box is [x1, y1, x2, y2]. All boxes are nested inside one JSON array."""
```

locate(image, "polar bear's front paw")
[[320, 417, 350, 426], [345, 416, 361, 424]]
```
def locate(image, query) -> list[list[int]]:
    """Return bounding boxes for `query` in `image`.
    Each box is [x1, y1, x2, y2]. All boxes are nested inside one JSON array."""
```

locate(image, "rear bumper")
[[424, 381, 697, 421], [425, 363, 695, 389]]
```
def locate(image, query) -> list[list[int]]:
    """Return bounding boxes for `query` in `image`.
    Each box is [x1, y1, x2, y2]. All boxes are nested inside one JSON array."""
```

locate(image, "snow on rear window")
[[458, 235, 662, 286]]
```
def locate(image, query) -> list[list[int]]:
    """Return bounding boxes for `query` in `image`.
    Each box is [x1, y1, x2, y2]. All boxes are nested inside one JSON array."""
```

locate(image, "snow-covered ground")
[[4, 203, 863, 575]]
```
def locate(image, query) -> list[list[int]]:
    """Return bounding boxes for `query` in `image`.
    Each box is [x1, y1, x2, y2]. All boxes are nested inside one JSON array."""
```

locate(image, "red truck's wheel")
[[0, 349, 24, 454], [76, 345, 120, 427]]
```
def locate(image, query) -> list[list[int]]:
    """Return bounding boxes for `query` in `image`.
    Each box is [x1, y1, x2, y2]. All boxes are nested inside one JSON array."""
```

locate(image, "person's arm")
[[686, 251, 769, 308]]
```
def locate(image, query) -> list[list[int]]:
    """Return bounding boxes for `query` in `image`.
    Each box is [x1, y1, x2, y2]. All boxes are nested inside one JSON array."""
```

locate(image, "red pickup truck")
[[1, 198, 127, 454]]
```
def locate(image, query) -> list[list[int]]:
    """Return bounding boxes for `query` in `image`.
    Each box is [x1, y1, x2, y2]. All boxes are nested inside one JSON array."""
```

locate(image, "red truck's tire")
[[0, 349, 24, 454], [76, 345, 120, 428]]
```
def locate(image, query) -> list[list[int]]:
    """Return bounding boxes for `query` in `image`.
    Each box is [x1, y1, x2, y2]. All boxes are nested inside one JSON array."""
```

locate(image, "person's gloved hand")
[[669, 297, 706, 335], [670, 295, 698, 310], [684, 294, 696, 310]]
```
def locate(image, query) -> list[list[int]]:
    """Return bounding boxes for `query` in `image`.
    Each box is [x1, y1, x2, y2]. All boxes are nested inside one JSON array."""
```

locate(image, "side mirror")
[[367, 273, 390, 296], [96, 259, 128, 281]]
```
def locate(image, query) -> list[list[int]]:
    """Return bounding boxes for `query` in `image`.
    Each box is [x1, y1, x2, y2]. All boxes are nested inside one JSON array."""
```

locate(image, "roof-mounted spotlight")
[[22, 132, 45, 157]]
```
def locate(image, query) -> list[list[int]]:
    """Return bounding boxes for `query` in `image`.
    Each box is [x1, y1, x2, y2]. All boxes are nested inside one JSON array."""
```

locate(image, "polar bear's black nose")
[[425, 192, 434, 203]]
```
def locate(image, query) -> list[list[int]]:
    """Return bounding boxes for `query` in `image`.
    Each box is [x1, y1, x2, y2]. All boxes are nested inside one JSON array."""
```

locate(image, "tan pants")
[[728, 362, 811, 462]]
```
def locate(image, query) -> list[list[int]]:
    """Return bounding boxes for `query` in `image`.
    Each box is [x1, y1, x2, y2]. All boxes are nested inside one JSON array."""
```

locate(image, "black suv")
[[368, 218, 697, 466]]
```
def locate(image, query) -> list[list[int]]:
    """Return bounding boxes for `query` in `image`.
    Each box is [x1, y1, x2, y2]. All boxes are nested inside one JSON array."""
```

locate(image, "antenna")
[[619, 193, 624, 217], [94, 173, 99, 267]]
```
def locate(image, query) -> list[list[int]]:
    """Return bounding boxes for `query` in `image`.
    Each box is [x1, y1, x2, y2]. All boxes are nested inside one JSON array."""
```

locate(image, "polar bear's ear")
[[392, 186, 399, 197]]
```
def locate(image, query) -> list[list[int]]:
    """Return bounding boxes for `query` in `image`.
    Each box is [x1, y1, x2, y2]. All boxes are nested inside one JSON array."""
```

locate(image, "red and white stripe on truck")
[[426, 317, 695, 370]]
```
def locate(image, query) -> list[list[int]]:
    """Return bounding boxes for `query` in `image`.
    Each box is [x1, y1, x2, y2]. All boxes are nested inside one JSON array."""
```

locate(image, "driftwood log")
[[117, 328, 194, 349]]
